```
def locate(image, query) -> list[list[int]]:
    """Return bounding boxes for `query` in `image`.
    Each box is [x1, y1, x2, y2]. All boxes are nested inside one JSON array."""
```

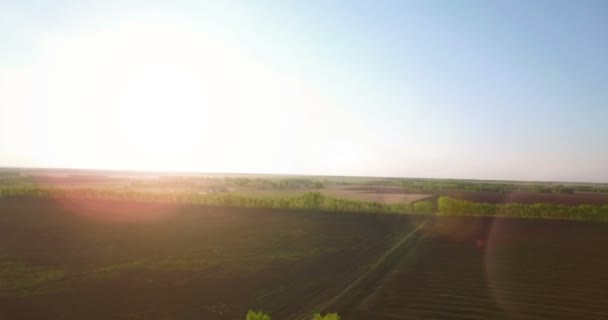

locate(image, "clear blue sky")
[[1, 1, 607, 182]]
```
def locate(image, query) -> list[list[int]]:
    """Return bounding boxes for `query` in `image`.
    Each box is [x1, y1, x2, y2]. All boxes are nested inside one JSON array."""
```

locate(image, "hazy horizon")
[[1, 1, 607, 182], [3, 165, 608, 185]]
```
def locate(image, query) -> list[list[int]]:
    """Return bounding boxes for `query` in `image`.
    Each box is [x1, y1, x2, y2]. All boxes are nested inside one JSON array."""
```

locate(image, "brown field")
[[440, 190, 608, 206], [329, 185, 608, 206], [229, 186, 433, 205], [2, 196, 608, 320], [341, 216, 608, 319], [0, 197, 419, 320], [322, 187, 432, 204]]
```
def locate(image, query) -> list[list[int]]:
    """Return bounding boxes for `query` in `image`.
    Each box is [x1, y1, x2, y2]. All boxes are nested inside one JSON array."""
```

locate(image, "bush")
[[312, 313, 341, 320], [413, 201, 434, 214], [246, 310, 271, 320]]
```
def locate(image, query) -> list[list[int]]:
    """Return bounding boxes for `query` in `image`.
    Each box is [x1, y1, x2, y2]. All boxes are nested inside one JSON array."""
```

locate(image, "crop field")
[[341, 217, 608, 319], [321, 187, 432, 204], [231, 185, 608, 208], [215, 187, 432, 205], [2, 173, 608, 320], [0, 196, 420, 320]]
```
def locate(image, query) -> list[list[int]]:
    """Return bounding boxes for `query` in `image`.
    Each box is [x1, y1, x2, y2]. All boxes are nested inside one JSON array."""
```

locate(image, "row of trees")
[[0, 186, 435, 215], [226, 177, 325, 189], [437, 197, 608, 221], [6, 185, 606, 221], [5, 173, 608, 194], [353, 177, 608, 194], [397, 180, 589, 194], [221, 176, 608, 194]]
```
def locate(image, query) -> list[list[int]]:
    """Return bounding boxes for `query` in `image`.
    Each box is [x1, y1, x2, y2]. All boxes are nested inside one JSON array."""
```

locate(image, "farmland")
[[0, 196, 421, 320], [341, 217, 608, 319], [1, 169, 608, 319]]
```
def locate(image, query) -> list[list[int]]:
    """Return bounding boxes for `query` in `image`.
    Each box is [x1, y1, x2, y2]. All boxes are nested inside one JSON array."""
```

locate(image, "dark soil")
[[0, 197, 417, 320], [2, 197, 607, 320], [341, 216, 608, 319]]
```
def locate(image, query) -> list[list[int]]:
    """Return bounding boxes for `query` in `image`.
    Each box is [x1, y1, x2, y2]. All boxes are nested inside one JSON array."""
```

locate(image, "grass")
[[0, 261, 65, 296]]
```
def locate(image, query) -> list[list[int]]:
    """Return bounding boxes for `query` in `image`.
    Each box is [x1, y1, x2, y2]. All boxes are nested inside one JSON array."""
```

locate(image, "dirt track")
[[341, 217, 608, 319]]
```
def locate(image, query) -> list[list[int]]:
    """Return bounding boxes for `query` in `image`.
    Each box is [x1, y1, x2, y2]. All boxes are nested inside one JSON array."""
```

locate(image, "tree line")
[[438, 196, 608, 221], [398, 180, 604, 194], [4, 185, 607, 221], [351, 178, 608, 194], [0, 185, 434, 215]]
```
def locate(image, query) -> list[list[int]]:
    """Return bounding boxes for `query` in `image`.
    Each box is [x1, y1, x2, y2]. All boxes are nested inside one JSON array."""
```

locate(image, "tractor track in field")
[[294, 222, 427, 320]]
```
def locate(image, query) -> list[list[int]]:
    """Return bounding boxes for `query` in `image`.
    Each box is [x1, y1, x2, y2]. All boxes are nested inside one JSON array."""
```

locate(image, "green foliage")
[[0, 185, 432, 215], [4, 185, 608, 221], [438, 196, 608, 221], [312, 313, 341, 320], [242, 310, 340, 320], [246, 310, 271, 320], [397, 179, 608, 194], [224, 177, 324, 190], [413, 200, 434, 214]]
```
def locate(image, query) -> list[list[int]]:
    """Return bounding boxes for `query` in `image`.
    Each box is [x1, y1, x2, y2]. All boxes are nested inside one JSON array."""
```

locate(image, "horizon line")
[[1, 165, 607, 186]]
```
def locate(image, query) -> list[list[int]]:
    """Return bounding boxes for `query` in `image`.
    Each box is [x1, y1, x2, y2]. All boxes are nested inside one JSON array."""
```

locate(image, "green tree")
[[232, 177, 251, 187], [312, 313, 341, 320], [413, 201, 434, 214], [246, 310, 271, 320]]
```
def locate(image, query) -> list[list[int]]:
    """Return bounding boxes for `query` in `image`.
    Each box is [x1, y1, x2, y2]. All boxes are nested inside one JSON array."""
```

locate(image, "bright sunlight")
[[2, 10, 358, 173]]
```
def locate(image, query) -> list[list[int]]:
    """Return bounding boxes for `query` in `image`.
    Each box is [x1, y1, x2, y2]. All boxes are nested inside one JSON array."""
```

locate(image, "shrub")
[[246, 310, 271, 320], [312, 313, 341, 320]]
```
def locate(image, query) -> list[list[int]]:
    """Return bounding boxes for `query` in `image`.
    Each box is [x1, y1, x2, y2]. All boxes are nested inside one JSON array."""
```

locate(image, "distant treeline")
[[0, 186, 434, 215], [224, 177, 325, 189], [397, 180, 608, 194], [438, 197, 608, 221], [134, 176, 325, 189], [350, 178, 608, 194], [4, 173, 608, 194], [3, 186, 608, 221], [146, 176, 327, 190], [226, 178, 608, 194]]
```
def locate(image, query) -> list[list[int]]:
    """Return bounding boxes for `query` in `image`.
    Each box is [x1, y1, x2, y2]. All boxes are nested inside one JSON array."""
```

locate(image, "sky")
[[1, 0, 607, 182]]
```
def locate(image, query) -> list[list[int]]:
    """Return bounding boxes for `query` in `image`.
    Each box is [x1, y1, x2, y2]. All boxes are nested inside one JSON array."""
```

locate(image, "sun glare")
[[17, 13, 268, 171], [117, 65, 211, 160], [87, 16, 225, 167], [3, 10, 365, 173]]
